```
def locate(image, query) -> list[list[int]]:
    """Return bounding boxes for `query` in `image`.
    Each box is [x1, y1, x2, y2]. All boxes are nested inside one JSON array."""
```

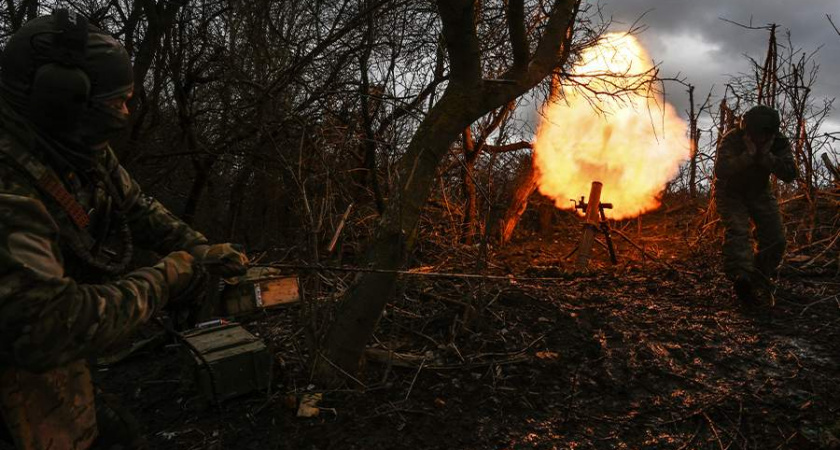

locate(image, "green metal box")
[[181, 323, 271, 402]]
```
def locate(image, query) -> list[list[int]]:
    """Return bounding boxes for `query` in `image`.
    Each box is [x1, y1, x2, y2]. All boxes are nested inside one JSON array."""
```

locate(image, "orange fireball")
[[534, 33, 690, 220]]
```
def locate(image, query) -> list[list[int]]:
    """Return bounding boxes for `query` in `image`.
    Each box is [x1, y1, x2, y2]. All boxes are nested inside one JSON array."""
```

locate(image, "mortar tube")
[[576, 181, 603, 269], [584, 181, 603, 225]]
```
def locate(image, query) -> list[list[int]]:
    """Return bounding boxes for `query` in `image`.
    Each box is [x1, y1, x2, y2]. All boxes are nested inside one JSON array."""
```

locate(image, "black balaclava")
[[0, 12, 133, 154]]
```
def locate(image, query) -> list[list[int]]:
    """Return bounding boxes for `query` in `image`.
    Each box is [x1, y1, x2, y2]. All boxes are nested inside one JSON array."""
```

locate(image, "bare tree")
[[314, 0, 582, 384]]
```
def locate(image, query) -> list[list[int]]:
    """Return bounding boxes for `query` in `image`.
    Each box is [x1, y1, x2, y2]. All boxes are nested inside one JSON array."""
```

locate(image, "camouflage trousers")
[[0, 362, 145, 450], [715, 188, 786, 281]]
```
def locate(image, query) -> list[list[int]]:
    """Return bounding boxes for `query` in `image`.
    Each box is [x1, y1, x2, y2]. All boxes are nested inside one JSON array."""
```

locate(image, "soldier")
[[714, 104, 798, 306], [0, 10, 248, 450]]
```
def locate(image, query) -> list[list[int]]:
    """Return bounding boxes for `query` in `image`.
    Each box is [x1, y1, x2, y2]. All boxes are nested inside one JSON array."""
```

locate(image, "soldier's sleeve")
[[714, 130, 754, 180], [105, 150, 208, 254], [0, 194, 173, 373], [767, 134, 798, 183]]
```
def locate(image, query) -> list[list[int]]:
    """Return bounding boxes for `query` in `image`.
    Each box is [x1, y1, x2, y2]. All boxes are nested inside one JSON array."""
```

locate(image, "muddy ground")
[[96, 203, 840, 449]]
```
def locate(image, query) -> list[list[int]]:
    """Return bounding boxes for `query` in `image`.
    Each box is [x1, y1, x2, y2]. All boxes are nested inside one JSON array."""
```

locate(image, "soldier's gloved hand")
[[154, 251, 197, 296], [742, 134, 757, 158], [755, 148, 777, 170], [190, 243, 249, 278]]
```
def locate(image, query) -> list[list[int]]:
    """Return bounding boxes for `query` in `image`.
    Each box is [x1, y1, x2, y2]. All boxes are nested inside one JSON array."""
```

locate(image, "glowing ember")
[[533, 33, 690, 220]]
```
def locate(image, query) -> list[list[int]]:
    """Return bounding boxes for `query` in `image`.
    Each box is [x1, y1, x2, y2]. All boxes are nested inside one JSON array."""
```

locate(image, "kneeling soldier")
[[0, 10, 247, 449]]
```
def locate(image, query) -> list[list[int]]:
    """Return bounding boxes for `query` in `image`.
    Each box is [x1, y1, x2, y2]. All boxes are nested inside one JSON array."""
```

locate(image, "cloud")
[[598, 0, 840, 132]]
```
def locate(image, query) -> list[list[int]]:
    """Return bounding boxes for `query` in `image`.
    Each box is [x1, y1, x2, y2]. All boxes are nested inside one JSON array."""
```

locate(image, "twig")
[[703, 412, 726, 450], [382, 316, 441, 347], [789, 234, 835, 254], [315, 351, 367, 389], [258, 262, 582, 283], [676, 419, 704, 450], [611, 229, 677, 271], [423, 356, 530, 371], [798, 293, 840, 316], [360, 403, 437, 420], [404, 357, 426, 401], [327, 203, 353, 254], [468, 333, 546, 361], [829, 14, 840, 36], [802, 231, 840, 268], [719, 17, 774, 30], [249, 389, 285, 417], [778, 194, 806, 205]]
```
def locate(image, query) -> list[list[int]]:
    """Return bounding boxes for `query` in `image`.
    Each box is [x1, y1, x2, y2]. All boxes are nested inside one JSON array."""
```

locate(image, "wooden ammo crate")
[[222, 267, 300, 316]]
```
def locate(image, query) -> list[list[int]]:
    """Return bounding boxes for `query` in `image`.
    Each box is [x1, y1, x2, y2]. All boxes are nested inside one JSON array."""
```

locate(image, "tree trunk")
[[182, 155, 216, 225], [224, 164, 253, 240], [126, 0, 183, 142], [313, 92, 473, 382], [688, 85, 698, 198], [461, 127, 480, 244], [497, 74, 562, 244], [499, 158, 538, 244], [359, 9, 387, 214]]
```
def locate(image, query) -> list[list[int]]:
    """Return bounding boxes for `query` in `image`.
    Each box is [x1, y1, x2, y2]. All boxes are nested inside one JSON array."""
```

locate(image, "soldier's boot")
[[756, 284, 776, 307], [718, 193, 756, 306], [751, 272, 776, 308], [733, 274, 758, 307]]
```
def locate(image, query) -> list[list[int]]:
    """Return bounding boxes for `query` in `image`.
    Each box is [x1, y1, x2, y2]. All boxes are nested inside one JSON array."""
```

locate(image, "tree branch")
[[475, 101, 516, 153], [486, 141, 533, 153], [437, 0, 482, 85], [479, 0, 580, 107], [507, 0, 528, 73], [829, 14, 840, 36], [527, 0, 580, 81]]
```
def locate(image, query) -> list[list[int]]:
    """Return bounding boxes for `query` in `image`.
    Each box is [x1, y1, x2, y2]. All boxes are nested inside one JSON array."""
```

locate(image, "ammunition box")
[[222, 267, 300, 316], [181, 323, 271, 402]]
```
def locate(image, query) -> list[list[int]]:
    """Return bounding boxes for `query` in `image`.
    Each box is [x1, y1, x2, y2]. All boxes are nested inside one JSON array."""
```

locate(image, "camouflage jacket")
[[714, 128, 798, 197], [0, 129, 207, 449]]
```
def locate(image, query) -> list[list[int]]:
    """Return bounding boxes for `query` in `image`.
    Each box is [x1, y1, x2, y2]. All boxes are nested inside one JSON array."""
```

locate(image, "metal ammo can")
[[181, 323, 272, 402]]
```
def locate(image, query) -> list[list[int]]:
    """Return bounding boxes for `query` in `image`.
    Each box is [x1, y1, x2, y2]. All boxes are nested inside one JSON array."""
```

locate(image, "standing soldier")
[[0, 10, 248, 449], [714, 105, 798, 306]]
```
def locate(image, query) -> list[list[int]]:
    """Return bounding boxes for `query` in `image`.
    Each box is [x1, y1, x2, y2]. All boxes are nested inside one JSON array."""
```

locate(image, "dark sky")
[[599, 0, 840, 133]]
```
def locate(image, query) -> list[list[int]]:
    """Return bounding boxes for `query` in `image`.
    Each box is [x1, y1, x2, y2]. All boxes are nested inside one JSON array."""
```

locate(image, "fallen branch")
[[260, 262, 582, 282], [365, 348, 428, 368], [798, 293, 840, 316], [424, 356, 530, 370], [404, 357, 426, 401], [801, 230, 840, 268], [611, 229, 677, 271]]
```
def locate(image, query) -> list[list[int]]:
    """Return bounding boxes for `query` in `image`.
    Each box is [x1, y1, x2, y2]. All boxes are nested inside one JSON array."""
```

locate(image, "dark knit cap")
[[743, 105, 781, 133]]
